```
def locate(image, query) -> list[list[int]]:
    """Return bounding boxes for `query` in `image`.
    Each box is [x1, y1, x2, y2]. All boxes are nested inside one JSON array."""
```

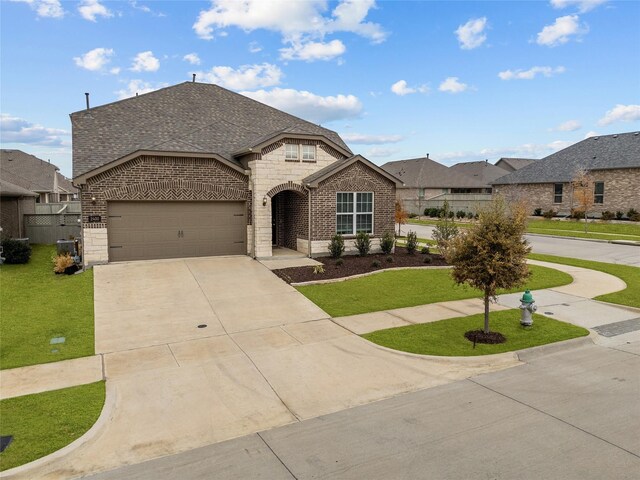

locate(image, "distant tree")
[[444, 197, 531, 334], [572, 168, 594, 233], [395, 200, 408, 236], [431, 200, 458, 255]]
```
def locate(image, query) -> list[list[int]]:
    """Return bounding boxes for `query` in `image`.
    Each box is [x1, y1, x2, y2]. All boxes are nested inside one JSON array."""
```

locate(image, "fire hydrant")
[[519, 290, 537, 326]]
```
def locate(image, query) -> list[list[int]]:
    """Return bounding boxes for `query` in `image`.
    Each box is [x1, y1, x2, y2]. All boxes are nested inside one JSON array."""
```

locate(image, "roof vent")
[[593, 156, 596, 159], [613, 134, 618, 138], [635, 132, 639, 136], [85, 92, 90, 110], [192, 73, 196, 83], [593, 137, 598, 140]]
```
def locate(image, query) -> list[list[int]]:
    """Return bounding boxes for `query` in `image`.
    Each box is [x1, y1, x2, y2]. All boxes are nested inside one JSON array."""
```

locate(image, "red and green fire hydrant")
[[519, 290, 537, 326]]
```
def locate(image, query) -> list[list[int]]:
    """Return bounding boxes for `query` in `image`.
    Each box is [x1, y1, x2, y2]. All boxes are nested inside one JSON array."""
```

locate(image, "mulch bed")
[[273, 247, 448, 284], [464, 330, 507, 345]]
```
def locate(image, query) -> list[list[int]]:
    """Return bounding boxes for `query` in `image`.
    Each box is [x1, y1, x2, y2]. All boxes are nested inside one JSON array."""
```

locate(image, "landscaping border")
[[291, 265, 451, 287]]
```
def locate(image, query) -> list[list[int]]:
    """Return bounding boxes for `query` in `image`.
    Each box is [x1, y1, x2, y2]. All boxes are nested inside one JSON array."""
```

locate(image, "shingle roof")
[[449, 161, 510, 186], [492, 132, 640, 185], [303, 155, 403, 187], [71, 81, 352, 179], [494, 157, 537, 172], [0, 179, 38, 197], [1, 149, 76, 193], [380, 157, 485, 189]]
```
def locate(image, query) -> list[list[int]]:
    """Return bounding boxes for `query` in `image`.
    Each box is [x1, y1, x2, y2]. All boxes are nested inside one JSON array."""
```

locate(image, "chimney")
[[426, 153, 429, 159], [85, 92, 90, 110], [192, 73, 196, 83]]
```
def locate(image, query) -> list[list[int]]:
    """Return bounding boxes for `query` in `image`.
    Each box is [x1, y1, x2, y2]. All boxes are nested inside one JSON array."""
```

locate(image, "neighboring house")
[[0, 179, 37, 239], [492, 132, 640, 216], [71, 81, 400, 265], [449, 160, 512, 191], [0, 150, 78, 203], [495, 157, 537, 172]]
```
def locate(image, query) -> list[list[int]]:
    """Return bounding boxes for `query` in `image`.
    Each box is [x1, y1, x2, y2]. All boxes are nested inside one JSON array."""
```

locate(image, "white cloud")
[[249, 42, 262, 53], [342, 133, 404, 144], [129, 0, 166, 17], [438, 77, 469, 94], [280, 39, 346, 62], [240, 88, 362, 124], [11, 0, 64, 18], [130, 51, 160, 72], [183, 53, 201, 65], [584, 130, 598, 138], [390, 80, 429, 96], [555, 120, 582, 131], [73, 47, 115, 72], [193, 0, 387, 43], [78, 0, 112, 22], [498, 65, 566, 80], [365, 147, 401, 158], [438, 139, 571, 164], [0, 113, 69, 147], [115, 80, 168, 100], [109, 67, 121, 75], [196, 63, 282, 90], [455, 17, 488, 50], [550, 0, 607, 13], [536, 15, 587, 46], [598, 104, 640, 126]]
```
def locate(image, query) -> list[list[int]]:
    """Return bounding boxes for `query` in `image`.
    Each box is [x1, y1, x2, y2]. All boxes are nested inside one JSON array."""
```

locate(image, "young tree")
[[444, 197, 531, 335], [572, 168, 594, 233], [431, 200, 458, 255], [395, 200, 408, 236]]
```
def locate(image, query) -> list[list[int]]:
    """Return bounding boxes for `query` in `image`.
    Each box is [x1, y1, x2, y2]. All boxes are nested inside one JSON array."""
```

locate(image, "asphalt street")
[[85, 341, 640, 480], [403, 223, 640, 267]]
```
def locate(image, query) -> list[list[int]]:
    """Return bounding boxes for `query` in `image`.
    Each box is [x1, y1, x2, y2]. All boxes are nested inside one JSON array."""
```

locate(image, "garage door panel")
[[107, 202, 246, 262]]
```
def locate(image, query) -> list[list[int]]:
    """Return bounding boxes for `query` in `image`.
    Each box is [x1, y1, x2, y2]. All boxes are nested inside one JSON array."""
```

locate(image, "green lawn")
[[296, 265, 572, 317], [0, 381, 106, 471], [362, 310, 589, 356], [0, 245, 95, 370], [408, 218, 640, 242], [529, 253, 640, 309]]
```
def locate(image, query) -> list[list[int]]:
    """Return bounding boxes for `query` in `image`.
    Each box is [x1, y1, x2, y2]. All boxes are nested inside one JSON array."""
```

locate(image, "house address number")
[[88, 215, 102, 223]]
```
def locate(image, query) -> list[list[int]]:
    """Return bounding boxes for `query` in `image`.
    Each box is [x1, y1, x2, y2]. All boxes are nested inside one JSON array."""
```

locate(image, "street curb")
[[1, 380, 116, 479], [515, 333, 595, 362], [525, 232, 640, 246]]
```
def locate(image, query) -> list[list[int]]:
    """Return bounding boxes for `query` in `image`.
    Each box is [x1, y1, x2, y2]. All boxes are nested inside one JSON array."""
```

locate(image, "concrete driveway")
[[9, 256, 520, 479]]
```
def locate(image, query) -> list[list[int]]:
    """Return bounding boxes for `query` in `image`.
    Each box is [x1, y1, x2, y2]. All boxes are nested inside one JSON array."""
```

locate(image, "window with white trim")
[[301, 144, 316, 160], [285, 144, 298, 160], [594, 181, 604, 204], [553, 183, 563, 204], [336, 192, 373, 235]]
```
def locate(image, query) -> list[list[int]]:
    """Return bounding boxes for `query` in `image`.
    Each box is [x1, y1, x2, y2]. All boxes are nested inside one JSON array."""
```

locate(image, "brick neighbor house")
[[491, 132, 640, 216], [71, 81, 401, 265]]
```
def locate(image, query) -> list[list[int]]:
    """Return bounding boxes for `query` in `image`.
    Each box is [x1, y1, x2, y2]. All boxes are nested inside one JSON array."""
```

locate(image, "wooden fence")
[[24, 214, 81, 244], [403, 193, 493, 215]]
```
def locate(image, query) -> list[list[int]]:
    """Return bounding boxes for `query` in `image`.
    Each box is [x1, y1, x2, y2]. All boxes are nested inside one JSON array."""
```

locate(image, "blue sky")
[[1, 0, 639, 178]]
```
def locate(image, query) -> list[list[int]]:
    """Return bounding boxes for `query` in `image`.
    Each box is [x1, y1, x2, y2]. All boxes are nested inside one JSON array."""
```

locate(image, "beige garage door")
[[107, 201, 246, 262]]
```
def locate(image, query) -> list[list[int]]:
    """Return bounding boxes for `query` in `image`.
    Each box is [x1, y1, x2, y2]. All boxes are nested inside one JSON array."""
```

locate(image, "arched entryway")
[[267, 183, 308, 252]]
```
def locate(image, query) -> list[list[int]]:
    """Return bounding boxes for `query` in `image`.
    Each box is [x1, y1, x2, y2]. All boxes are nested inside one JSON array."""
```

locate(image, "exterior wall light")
[[91, 196, 96, 204], [263, 196, 268, 206]]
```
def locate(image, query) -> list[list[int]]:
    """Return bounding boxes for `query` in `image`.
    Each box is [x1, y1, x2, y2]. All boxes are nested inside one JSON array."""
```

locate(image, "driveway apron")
[[7, 256, 521, 479]]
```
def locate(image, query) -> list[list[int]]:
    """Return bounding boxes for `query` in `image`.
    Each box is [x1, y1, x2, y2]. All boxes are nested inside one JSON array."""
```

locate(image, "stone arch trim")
[[267, 181, 307, 198], [104, 180, 249, 201]]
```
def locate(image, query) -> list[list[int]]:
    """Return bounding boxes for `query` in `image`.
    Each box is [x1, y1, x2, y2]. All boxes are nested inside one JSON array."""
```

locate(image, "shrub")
[[628, 208, 640, 222], [312, 264, 325, 275], [542, 209, 556, 219], [1, 239, 32, 264], [456, 210, 466, 219], [423, 256, 432, 264], [335, 258, 344, 267], [467, 211, 475, 220], [53, 253, 74, 273], [386, 256, 393, 263], [421, 246, 430, 254], [533, 208, 542, 216], [371, 260, 381, 268], [354, 231, 371, 256], [327, 234, 345, 259], [408, 212, 418, 218], [448, 210, 455, 219], [570, 208, 585, 220], [601, 211, 615, 221], [424, 207, 441, 218], [616, 211, 624, 220], [406, 230, 418, 254], [380, 231, 395, 255]]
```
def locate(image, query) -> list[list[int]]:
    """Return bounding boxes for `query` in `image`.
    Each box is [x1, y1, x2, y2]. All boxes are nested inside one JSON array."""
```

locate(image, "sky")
[[1, 0, 639, 178]]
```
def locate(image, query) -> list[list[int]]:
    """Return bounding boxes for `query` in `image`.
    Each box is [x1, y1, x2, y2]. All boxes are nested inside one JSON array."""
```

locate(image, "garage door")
[[107, 201, 246, 262]]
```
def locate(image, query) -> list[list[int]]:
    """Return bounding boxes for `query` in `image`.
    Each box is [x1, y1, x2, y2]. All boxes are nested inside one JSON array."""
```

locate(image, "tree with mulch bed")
[[445, 197, 530, 345]]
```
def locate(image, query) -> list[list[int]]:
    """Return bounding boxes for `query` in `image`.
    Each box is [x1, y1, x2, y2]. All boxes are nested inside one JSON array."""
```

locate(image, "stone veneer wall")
[[311, 162, 396, 245], [80, 155, 250, 264], [493, 168, 640, 215]]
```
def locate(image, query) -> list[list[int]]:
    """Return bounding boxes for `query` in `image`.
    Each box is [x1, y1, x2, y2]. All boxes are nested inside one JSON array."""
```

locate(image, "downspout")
[[304, 184, 312, 258]]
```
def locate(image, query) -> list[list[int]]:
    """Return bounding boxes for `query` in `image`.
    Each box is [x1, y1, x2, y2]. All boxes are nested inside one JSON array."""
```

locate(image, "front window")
[[418, 188, 425, 198], [554, 183, 563, 204], [336, 192, 373, 235], [594, 182, 604, 204], [285, 143, 298, 160], [301, 144, 316, 161]]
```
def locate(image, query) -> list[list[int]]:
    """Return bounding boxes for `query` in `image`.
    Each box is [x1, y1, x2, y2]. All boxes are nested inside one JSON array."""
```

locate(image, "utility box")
[[56, 239, 76, 255]]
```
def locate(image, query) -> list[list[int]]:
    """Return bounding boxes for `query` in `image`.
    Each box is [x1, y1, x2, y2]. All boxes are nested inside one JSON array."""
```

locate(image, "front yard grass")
[[296, 264, 572, 317], [529, 253, 640, 309], [0, 245, 94, 370], [362, 310, 589, 356], [0, 381, 106, 471]]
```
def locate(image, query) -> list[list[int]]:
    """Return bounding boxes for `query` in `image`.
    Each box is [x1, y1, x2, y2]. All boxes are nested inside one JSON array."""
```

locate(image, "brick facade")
[[1, 197, 35, 239], [494, 168, 640, 216]]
